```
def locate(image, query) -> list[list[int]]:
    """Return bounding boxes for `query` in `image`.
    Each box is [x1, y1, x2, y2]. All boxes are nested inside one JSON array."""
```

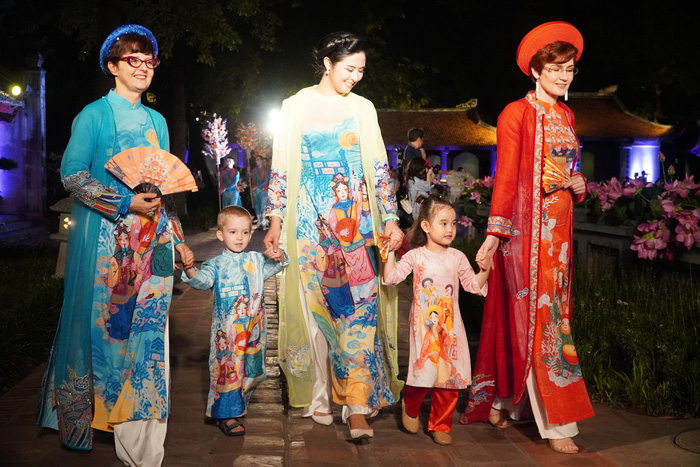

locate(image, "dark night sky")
[[2, 0, 698, 156]]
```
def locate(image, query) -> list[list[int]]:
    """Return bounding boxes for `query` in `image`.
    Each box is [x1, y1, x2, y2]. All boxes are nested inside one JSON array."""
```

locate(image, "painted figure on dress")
[[37, 24, 194, 466], [263, 31, 405, 440], [460, 21, 593, 455]]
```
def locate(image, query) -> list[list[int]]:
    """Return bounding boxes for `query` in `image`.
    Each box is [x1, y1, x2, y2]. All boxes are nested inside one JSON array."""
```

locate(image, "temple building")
[[377, 91, 675, 182]]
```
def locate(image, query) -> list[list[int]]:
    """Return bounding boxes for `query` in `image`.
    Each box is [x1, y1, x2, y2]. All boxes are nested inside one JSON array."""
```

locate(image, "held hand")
[[264, 246, 285, 262], [176, 243, 195, 269], [383, 221, 404, 252], [564, 174, 586, 195], [130, 193, 161, 215], [476, 250, 493, 272], [476, 235, 500, 265], [263, 217, 282, 255]]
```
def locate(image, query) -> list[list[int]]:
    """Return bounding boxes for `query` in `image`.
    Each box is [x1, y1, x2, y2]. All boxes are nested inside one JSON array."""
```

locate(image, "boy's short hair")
[[217, 205, 253, 230]]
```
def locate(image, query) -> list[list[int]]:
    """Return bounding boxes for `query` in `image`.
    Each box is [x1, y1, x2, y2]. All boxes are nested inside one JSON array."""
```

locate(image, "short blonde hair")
[[217, 205, 253, 230]]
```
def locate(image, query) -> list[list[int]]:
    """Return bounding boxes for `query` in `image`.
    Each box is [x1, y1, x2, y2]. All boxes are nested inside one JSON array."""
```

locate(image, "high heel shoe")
[[311, 413, 334, 426], [349, 426, 374, 439], [347, 417, 373, 439]]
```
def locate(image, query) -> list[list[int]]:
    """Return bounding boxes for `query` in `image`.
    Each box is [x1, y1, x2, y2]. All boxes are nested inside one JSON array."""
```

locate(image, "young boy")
[[181, 206, 288, 436]]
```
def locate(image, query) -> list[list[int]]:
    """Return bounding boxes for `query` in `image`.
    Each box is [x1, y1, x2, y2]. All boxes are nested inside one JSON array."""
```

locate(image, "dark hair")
[[104, 33, 156, 76], [217, 205, 253, 230], [407, 127, 424, 142], [404, 195, 455, 247], [528, 41, 579, 80], [405, 157, 430, 183], [312, 31, 366, 77]]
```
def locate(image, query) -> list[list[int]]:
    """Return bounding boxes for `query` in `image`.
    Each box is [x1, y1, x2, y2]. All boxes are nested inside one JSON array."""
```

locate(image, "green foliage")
[[451, 230, 700, 417], [0, 247, 63, 394], [573, 258, 700, 416], [179, 203, 218, 232]]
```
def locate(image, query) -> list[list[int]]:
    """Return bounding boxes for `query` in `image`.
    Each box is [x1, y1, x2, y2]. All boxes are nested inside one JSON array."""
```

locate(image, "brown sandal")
[[217, 418, 245, 437]]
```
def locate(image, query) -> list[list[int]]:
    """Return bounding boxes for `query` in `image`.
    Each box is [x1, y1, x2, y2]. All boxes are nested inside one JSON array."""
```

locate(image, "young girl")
[[383, 195, 491, 445]]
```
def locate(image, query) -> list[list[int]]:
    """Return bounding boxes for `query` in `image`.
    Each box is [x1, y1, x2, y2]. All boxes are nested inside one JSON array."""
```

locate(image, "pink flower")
[[480, 176, 494, 189], [463, 176, 476, 189], [587, 181, 601, 196], [457, 217, 473, 227], [658, 152, 666, 162], [664, 179, 690, 199], [631, 220, 671, 260], [622, 177, 652, 197], [470, 191, 481, 204], [668, 165, 676, 176], [606, 177, 623, 203], [674, 209, 700, 249], [660, 198, 678, 218]]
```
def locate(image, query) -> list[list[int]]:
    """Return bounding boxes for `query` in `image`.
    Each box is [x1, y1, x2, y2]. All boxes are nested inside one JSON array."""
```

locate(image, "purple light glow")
[[0, 123, 21, 210], [627, 140, 660, 182]]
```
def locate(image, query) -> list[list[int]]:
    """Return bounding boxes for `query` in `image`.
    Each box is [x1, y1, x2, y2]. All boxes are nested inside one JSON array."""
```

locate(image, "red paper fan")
[[105, 147, 198, 194], [542, 156, 571, 194]]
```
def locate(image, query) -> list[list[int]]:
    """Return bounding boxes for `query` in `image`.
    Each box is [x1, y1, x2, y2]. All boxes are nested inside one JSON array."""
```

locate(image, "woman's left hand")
[[564, 173, 586, 195], [384, 220, 404, 252]]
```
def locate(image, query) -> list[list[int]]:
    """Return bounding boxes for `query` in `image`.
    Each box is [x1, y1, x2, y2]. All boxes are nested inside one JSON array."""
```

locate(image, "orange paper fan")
[[542, 156, 570, 194], [105, 147, 198, 195]]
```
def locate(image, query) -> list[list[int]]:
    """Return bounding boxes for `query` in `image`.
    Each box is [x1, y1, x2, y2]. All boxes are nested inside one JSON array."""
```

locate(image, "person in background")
[[220, 156, 242, 207], [402, 127, 425, 167], [405, 158, 434, 220], [250, 154, 271, 229]]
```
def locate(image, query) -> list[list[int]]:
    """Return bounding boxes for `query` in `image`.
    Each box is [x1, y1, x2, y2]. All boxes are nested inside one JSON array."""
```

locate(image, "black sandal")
[[217, 418, 245, 437]]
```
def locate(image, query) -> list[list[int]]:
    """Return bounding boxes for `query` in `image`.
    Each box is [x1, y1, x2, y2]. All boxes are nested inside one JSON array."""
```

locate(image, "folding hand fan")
[[542, 156, 571, 194], [105, 147, 198, 195]]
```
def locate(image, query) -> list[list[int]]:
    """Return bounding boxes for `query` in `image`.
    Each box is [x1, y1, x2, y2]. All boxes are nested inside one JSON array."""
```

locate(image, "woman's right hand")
[[476, 235, 500, 266], [264, 217, 282, 255], [130, 193, 161, 215]]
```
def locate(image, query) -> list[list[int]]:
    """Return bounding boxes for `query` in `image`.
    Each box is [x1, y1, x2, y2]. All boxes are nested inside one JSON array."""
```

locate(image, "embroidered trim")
[[63, 170, 122, 217], [486, 215, 513, 236], [55, 369, 93, 450]]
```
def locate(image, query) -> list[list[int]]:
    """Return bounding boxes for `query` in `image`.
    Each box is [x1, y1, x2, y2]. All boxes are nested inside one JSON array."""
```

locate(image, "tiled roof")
[[566, 92, 674, 139], [377, 108, 497, 148], [376, 93, 674, 148]]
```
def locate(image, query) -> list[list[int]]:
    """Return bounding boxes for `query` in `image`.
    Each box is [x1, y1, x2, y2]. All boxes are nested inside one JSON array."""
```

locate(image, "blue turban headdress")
[[99, 24, 158, 75]]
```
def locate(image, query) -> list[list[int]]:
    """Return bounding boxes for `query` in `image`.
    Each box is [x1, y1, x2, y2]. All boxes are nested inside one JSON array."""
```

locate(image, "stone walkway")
[[2, 227, 700, 466]]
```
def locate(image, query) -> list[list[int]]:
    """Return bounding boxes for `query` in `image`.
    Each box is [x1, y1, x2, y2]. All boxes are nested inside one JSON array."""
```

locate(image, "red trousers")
[[404, 385, 459, 433]]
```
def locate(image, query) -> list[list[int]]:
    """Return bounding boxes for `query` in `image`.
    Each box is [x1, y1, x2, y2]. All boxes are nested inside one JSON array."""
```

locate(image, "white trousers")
[[493, 366, 578, 440], [297, 282, 377, 423], [113, 318, 170, 466]]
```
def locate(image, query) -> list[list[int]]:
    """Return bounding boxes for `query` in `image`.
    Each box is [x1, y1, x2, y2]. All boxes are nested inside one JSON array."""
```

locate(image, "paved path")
[[2, 227, 700, 466]]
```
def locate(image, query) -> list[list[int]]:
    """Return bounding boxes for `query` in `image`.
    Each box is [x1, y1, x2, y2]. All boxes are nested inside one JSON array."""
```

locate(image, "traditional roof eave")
[[566, 91, 674, 140], [377, 107, 497, 149]]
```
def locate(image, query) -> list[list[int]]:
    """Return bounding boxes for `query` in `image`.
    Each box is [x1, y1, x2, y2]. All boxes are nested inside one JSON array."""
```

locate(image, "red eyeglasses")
[[119, 56, 161, 69]]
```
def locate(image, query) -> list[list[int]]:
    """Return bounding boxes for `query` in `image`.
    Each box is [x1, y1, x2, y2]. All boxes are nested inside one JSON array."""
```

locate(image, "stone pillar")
[[20, 54, 47, 220]]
